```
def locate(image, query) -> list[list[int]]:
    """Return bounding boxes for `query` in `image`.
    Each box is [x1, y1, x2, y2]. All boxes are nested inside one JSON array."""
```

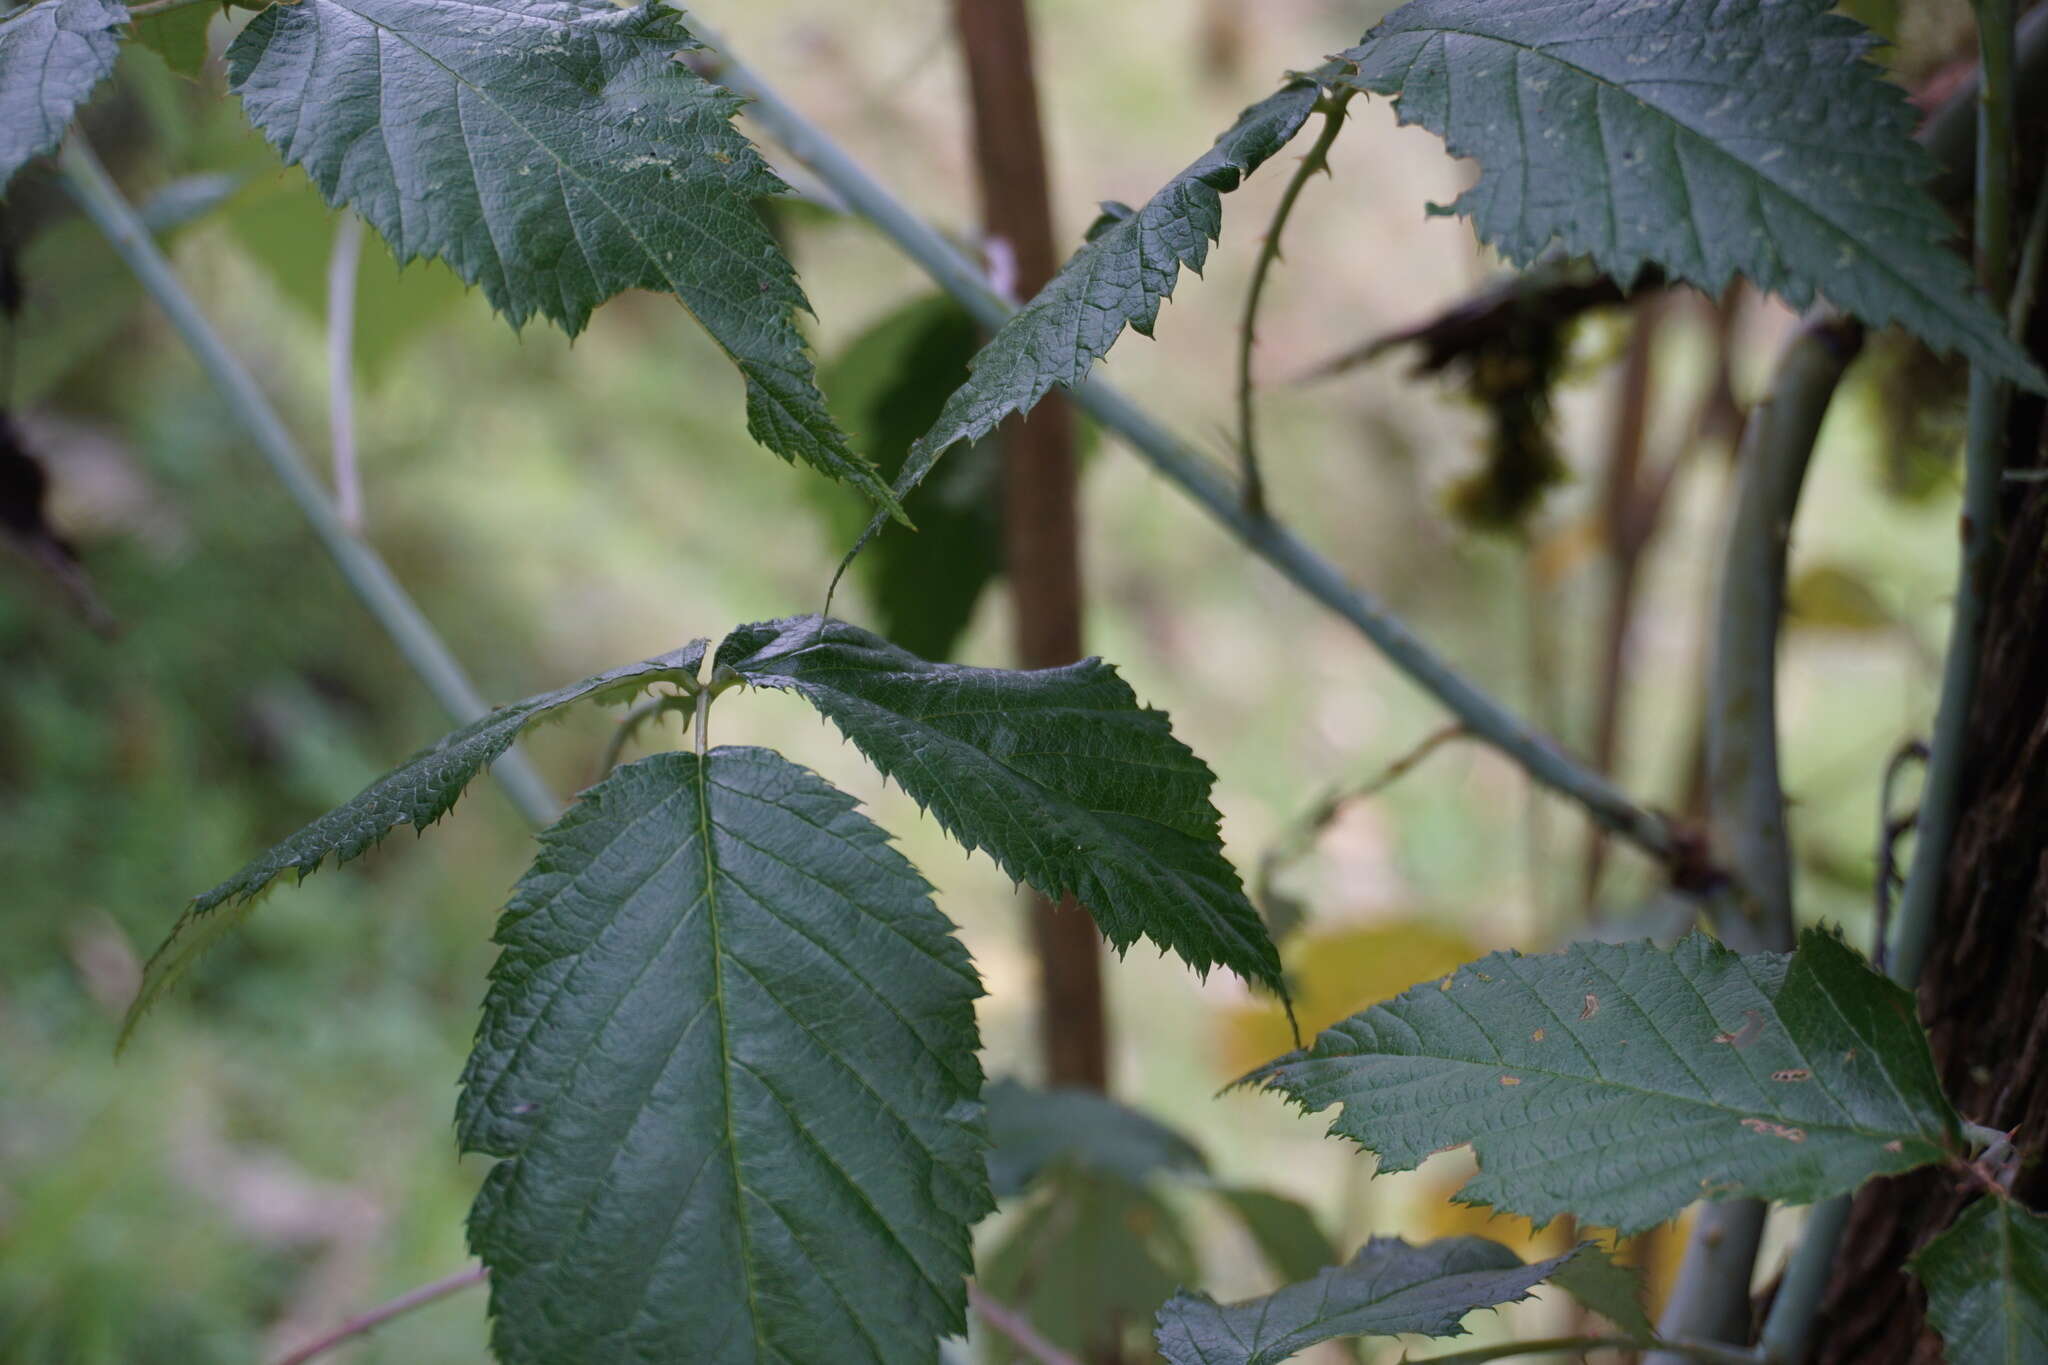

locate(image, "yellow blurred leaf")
[[1788, 562, 1893, 632], [1218, 921, 1480, 1076]]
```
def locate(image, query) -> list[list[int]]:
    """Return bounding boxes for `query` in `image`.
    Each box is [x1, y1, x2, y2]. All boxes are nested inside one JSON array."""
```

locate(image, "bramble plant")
[[8, 0, 2047, 1362]]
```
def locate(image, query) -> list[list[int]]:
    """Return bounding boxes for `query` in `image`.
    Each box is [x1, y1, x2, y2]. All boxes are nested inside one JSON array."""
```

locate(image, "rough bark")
[[1810, 300, 2048, 1365]]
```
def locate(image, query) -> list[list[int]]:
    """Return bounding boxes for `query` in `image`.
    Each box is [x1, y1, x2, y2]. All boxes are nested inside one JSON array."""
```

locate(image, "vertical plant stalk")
[[697, 29, 1681, 869], [1889, 0, 2018, 989], [950, 0, 1108, 1093], [1763, 7, 2024, 1361], [57, 135, 560, 829], [1236, 90, 1352, 515], [326, 213, 364, 532], [1648, 313, 1865, 1362], [1581, 295, 1664, 904]]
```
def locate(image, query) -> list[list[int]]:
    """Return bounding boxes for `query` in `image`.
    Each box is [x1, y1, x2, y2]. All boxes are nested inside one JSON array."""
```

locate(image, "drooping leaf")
[[1154, 1236, 1598, 1365], [716, 615, 1283, 993], [0, 0, 127, 195], [814, 294, 1003, 660], [1212, 1187, 1340, 1286], [1339, 0, 2046, 392], [133, 3, 213, 79], [983, 1166, 1198, 1364], [1248, 928, 1959, 1235], [127, 642, 707, 1035], [225, 0, 900, 512], [1911, 1197, 2048, 1365], [985, 1077, 1207, 1198], [460, 747, 987, 1365], [865, 72, 1327, 532]]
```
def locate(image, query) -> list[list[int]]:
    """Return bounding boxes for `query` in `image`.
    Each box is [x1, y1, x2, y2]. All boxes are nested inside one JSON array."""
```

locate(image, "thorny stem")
[[268, 1264, 487, 1365], [1409, 1334, 1762, 1365], [693, 23, 1681, 871], [967, 1284, 1080, 1365], [1236, 89, 1353, 516], [1763, 6, 2023, 1360], [1650, 312, 1865, 1365], [57, 135, 561, 828]]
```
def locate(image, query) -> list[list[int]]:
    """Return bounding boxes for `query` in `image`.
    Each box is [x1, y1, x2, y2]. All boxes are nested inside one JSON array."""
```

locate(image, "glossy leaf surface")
[[460, 747, 987, 1364]]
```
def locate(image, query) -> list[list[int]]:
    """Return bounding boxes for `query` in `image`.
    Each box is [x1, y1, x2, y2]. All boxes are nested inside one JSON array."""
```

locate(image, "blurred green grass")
[[0, 1, 1969, 1359]]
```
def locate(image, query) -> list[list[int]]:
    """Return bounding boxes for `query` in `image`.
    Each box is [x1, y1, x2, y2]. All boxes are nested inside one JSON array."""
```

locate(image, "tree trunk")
[[951, 0, 1109, 1093], [1809, 312, 2048, 1365]]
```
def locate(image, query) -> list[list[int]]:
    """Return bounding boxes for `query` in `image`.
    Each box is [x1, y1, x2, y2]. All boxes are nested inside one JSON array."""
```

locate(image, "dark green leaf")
[[1247, 928, 1958, 1235], [1212, 1187, 1340, 1286], [127, 642, 707, 1036], [225, 0, 899, 511], [716, 615, 1283, 993], [1154, 1235, 1585, 1364], [133, 3, 212, 79], [1341, 0, 2045, 392], [1912, 1197, 2048, 1365], [983, 1167, 1197, 1363], [985, 1077, 1207, 1197], [815, 295, 1002, 660], [0, 0, 127, 195], [869, 73, 1324, 528], [1547, 1240, 1654, 1341], [460, 748, 987, 1364]]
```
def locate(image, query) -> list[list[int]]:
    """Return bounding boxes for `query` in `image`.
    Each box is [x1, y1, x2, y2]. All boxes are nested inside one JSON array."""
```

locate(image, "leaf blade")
[[225, 0, 899, 509], [1342, 0, 2045, 391], [126, 641, 707, 1036], [863, 73, 1324, 532], [985, 1077, 1208, 1198], [716, 615, 1284, 993], [1154, 1236, 1579, 1365], [0, 0, 127, 195], [1248, 928, 1958, 1235], [459, 747, 987, 1364], [1912, 1197, 2048, 1365]]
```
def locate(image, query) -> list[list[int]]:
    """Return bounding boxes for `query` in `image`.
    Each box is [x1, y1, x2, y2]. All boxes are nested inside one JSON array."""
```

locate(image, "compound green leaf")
[[985, 1077, 1207, 1197], [1154, 1236, 1594, 1364], [225, 0, 899, 511], [127, 641, 707, 1037], [1912, 1197, 2048, 1365], [1248, 928, 1959, 1235], [1341, 0, 2045, 392], [459, 747, 987, 1365], [716, 615, 1283, 993], [0, 0, 127, 195], [864, 73, 1324, 534]]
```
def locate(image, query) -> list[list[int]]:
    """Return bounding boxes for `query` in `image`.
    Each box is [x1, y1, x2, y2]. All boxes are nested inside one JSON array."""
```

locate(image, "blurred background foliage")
[[0, 0, 1985, 1360]]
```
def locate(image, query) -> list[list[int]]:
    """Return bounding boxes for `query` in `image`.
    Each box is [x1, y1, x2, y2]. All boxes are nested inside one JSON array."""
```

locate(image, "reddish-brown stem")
[[268, 1265, 487, 1365], [969, 1283, 1083, 1365], [951, 0, 1107, 1093]]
